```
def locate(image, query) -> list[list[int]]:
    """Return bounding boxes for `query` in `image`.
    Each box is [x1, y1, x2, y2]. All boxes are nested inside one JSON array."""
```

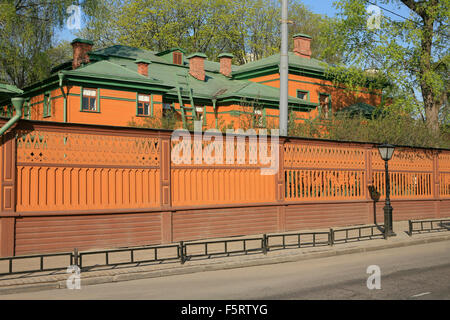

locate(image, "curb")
[[1, 233, 450, 296]]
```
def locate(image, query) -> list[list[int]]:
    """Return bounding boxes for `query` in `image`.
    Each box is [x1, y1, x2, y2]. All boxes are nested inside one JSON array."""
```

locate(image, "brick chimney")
[[218, 53, 233, 77], [71, 38, 94, 69], [135, 59, 151, 77], [187, 53, 207, 81], [293, 33, 312, 59]]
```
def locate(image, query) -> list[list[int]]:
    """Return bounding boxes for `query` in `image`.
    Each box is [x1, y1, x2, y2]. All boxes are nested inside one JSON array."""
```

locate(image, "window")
[[43, 93, 51, 117], [82, 88, 97, 111], [297, 90, 309, 100], [173, 52, 182, 65], [319, 93, 331, 119], [163, 103, 172, 116], [137, 94, 150, 116]]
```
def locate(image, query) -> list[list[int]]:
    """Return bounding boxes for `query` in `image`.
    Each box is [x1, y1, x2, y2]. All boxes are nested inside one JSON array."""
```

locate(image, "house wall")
[[248, 73, 382, 113], [15, 70, 382, 131]]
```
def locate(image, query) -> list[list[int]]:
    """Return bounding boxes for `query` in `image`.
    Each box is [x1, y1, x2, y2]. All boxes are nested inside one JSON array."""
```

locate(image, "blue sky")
[[55, 0, 413, 43]]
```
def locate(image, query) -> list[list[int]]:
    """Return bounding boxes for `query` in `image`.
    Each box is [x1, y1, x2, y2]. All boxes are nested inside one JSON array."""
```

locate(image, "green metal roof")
[[233, 52, 327, 78], [156, 48, 186, 56], [218, 53, 234, 58], [0, 83, 23, 103], [293, 33, 312, 39], [20, 42, 326, 109], [71, 38, 94, 45], [337, 102, 380, 118], [186, 52, 207, 59]]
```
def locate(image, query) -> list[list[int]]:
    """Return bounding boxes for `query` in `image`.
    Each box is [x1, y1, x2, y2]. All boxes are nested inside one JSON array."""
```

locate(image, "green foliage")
[[0, 0, 100, 88], [80, 0, 338, 65], [322, 0, 449, 135], [128, 109, 179, 130], [288, 109, 450, 149]]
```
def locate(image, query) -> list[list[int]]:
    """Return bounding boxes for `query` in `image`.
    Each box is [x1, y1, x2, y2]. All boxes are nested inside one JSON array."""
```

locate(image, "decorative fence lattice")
[[15, 130, 161, 211], [284, 143, 366, 201]]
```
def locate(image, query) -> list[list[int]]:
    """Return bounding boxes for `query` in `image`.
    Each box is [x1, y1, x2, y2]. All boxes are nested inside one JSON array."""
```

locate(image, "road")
[[1, 240, 450, 300]]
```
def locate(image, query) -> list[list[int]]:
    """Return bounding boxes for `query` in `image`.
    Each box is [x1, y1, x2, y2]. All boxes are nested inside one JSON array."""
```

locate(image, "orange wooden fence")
[[0, 119, 449, 256]]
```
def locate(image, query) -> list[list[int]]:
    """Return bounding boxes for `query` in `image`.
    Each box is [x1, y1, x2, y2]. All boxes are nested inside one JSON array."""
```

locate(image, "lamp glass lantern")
[[378, 143, 395, 161]]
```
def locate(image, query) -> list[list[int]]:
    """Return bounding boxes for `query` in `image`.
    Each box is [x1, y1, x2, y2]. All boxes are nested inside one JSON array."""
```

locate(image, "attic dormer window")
[[173, 51, 182, 65]]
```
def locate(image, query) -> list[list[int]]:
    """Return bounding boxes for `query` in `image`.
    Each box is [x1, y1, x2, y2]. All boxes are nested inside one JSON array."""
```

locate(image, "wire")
[[363, 0, 449, 39]]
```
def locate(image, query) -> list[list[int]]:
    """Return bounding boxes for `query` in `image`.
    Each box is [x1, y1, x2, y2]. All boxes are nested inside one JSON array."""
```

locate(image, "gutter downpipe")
[[213, 99, 217, 129], [58, 72, 67, 123], [0, 97, 24, 136]]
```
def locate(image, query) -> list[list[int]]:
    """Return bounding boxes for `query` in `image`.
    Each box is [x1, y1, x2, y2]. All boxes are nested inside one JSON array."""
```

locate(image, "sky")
[[55, 0, 414, 43]]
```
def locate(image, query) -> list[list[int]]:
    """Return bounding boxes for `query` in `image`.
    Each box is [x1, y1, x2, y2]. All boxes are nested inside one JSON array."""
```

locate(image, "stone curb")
[[1, 233, 449, 296]]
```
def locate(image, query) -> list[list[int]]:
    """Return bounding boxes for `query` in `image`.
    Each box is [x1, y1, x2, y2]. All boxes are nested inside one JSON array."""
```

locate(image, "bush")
[[288, 110, 450, 149]]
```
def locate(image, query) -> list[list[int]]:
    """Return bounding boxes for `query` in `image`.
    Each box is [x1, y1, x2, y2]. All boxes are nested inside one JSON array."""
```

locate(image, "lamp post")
[[377, 143, 396, 237]]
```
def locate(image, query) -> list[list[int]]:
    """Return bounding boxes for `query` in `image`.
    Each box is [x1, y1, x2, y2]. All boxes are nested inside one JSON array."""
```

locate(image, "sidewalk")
[[1, 220, 449, 296]]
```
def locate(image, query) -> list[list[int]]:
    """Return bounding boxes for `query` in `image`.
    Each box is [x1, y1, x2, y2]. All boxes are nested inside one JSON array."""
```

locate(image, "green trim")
[[80, 86, 101, 113], [187, 52, 207, 59], [79, 86, 83, 111], [25, 99, 31, 120], [233, 66, 279, 80], [218, 53, 234, 58], [71, 38, 93, 45], [43, 91, 51, 118], [151, 94, 154, 116], [136, 93, 152, 117], [257, 77, 381, 95], [100, 95, 136, 102], [97, 88, 100, 112], [293, 33, 312, 39], [135, 92, 138, 116], [62, 74, 173, 94]]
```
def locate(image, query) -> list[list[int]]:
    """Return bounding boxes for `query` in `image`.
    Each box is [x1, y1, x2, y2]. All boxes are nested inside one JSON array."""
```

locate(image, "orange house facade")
[[4, 35, 382, 130]]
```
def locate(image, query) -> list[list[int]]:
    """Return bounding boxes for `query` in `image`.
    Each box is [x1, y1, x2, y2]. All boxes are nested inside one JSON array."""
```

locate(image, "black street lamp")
[[377, 143, 396, 237]]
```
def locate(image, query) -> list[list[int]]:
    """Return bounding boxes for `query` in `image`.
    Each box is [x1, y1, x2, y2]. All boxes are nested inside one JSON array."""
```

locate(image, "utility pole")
[[279, 0, 289, 136]]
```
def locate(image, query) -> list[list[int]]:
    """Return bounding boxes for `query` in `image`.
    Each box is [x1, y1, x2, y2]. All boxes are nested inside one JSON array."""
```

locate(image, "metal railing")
[[77, 243, 180, 269], [0, 251, 73, 276], [266, 231, 331, 250], [0, 224, 389, 276], [182, 237, 264, 263], [331, 224, 385, 244], [408, 218, 450, 235]]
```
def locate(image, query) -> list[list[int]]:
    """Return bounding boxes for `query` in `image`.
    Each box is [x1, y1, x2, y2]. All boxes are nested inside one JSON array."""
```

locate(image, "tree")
[[79, 0, 337, 64], [0, 0, 100, 88], [322, 0, 449, 137]]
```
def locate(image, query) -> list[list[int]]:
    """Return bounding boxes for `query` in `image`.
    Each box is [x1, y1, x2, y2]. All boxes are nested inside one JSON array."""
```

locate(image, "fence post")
[[432, 150, 440, 218], [160, 133, 172, 208], [276, 137, 286, 232], [180, 241, 185, 264], [73, 248, 79, 267], [0, 131, 17, 257], [329, 228, 334, 246], [365, 145, 373, 224], [408, 220, 413, 236], [262, 234, 268, 254]]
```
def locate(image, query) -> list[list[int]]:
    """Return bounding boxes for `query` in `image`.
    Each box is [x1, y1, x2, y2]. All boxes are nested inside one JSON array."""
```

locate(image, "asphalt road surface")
[[2, 240, 450, 300]]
